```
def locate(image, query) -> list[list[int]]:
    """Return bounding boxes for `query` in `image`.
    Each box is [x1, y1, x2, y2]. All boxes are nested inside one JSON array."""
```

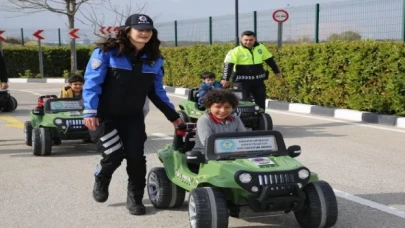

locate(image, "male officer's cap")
[[125, 14, 154, 30]]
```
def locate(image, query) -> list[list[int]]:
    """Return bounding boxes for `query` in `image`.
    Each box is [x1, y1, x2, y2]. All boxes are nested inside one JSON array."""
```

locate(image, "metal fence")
[[0, 0, 403, 47]]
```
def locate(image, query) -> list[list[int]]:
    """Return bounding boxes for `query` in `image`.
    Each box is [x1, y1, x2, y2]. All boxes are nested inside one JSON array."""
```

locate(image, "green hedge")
[[2, 41, 405, 116]]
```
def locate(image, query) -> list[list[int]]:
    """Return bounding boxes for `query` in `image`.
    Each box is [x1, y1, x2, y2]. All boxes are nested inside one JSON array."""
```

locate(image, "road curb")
[[9, 78, 68, 83], [162, 85, 405, 129], [9, 79, 405, 129]]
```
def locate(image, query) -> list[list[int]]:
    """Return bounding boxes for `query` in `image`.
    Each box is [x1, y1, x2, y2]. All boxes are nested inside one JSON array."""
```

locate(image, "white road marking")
[[9, 89, 42, 96], [267, 109, 405, 134], [150, 133, 172, 140], [334, 189, 405, 219]]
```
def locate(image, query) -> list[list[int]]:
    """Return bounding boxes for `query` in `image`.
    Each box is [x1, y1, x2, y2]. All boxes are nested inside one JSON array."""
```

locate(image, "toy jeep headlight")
[[239, 173, 252, 183], [298, 169, 310, 179], [254, 106, 260, 111], [54, 118, 63, 125]]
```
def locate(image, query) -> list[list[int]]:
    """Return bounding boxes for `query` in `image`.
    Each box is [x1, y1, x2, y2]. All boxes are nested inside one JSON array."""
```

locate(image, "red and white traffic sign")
[[69, 28, 80, 39], [99, 26, 106, 35], [33, 30, 45, 40], [100, 26, 120, 35], [272, 9, 289, 23], [0, 30, 5, 41]]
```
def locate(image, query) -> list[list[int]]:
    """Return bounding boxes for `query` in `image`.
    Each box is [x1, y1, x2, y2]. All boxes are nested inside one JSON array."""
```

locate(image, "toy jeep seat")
[[187, 87, 199, 103], [173, 123, 196, 153]]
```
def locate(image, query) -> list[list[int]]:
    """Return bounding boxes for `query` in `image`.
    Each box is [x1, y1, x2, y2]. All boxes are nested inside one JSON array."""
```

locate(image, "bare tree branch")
[[79, 0, 149, 38]]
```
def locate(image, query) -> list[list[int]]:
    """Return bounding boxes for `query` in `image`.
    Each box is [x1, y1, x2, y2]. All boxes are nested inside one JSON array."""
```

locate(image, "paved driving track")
[[1, 83, 404, 228]]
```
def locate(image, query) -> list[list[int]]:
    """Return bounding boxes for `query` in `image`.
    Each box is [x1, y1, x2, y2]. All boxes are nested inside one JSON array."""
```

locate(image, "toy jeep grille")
[[235, 107, 256, 117], [258, 173, 295, 186], [65, 119, 85, 129]]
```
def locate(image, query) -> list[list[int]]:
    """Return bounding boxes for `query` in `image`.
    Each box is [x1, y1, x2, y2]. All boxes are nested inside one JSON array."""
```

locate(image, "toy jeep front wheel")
[[188, 187, 229, 228], [255, 113, 273, 130], [294, 180, 338, 228], [24, 121, 33, 146], [32, 128, 52, 156], [147, 167, 185, 208]]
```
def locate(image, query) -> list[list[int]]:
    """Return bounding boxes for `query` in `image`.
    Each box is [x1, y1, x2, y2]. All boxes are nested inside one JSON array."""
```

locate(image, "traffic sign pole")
[[0, 30, 5, 55], [38, 38, 44, 76], [33, 30, 45, 76], [272, 9, 289, 49], [277, 23, 283, 49], [69, 28, 80, 72]]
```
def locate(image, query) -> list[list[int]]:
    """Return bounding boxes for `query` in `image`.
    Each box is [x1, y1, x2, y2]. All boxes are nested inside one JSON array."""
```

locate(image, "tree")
[[1, 0, 107, 73], [327, 31, 362, 41], [79, 1, 149, 38]]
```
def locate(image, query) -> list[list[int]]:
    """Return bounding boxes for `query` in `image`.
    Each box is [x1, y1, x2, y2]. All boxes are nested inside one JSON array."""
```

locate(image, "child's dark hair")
[[68, 74, 84, 83], [203, 89, 239, 108], [201, 72, 216, 79]]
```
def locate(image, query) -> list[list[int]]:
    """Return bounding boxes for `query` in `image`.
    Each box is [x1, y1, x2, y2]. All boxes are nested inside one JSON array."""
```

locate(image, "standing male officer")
[[221, 30, 281, 110]]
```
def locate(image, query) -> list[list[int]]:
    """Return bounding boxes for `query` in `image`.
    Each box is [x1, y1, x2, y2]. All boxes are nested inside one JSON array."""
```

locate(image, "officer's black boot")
[[93, 176, 111, 203], [127, 181, 146, 215]]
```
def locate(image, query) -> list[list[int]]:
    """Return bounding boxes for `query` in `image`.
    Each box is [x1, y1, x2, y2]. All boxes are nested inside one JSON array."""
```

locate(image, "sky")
[[0, 0, 401, 43]]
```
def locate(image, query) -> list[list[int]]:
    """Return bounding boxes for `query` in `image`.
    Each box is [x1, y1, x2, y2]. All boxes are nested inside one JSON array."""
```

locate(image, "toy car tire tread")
[[1, 96, 18, 112], [32, 128, 53, 156], [257, 113, 273, 130], [147, 167, 185, 208], [188, 187, 229, 228], [24, 121, 33, 146], [294, 180, 338, 228]]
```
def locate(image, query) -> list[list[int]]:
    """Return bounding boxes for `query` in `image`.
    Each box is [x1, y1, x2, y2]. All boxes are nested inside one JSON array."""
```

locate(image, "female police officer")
[[82, 14, 183, 216]]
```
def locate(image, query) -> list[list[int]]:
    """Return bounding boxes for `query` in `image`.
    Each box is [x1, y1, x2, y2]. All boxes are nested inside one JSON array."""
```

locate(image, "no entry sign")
[[272, 9, 289, 23]]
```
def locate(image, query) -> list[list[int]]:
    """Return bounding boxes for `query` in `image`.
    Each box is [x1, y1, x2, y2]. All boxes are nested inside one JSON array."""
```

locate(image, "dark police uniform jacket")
[[82, 47, 178, 121]]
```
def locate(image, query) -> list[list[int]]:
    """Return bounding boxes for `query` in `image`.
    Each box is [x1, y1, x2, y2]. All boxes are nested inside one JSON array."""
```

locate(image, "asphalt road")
[[1, 83, 404, 228]]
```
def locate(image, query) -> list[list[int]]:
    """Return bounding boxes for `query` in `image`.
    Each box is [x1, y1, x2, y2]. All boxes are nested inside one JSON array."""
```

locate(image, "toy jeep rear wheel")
[[188, 187, 229, 228], [147, 167, 186, 208], [32, 128, 52, 156], [2, 96, 18, 112], [294, 180, 338, 228], [24, 121, 33, 146], [255, 113, 273, 130]]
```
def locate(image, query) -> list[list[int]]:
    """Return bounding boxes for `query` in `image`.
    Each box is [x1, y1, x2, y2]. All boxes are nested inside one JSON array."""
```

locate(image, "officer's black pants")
[[234, 81, 267, 110], [90, 114, 147, 197]]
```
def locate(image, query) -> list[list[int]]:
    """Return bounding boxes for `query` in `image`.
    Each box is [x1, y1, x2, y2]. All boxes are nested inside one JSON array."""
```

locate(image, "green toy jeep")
[[0, 89, 18, 112], [24, 95, 91, 156], [178, 88, 273, 131], [147, 124, 338, 228]]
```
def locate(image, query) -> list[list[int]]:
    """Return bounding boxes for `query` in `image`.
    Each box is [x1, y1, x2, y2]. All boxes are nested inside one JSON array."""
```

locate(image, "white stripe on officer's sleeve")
[[100, 129, 118, 142], [104, 143, 122, 155], [103, 135, 120, 148], [83, 110, 97, 114]]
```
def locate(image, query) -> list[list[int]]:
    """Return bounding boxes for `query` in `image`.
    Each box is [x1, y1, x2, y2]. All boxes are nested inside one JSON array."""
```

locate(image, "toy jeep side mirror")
[[185, 150, 205, 164], [287, 145, 301, 158]]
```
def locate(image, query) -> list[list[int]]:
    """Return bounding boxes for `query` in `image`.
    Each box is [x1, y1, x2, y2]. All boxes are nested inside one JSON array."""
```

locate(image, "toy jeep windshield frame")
[[203, 131, 292, 161], [44, 97, 83, 114]]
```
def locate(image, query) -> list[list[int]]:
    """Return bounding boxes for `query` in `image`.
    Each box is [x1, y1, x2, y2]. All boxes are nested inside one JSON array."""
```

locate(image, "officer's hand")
[[220, 80, 230, 88], [172, 118, 184, 127], [1, 82, 9, 89], [84, 117, 99, 131], [275, 73, 282, 79]]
